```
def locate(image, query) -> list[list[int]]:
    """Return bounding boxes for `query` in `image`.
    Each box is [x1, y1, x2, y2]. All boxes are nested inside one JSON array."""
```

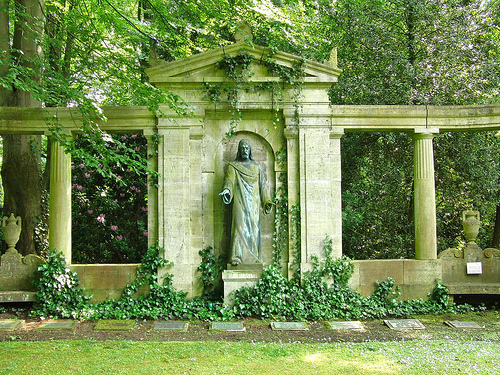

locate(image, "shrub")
[[31, 250, 91, 319]]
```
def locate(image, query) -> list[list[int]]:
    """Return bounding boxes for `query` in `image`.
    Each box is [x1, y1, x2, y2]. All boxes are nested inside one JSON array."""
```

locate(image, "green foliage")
[[231, 237, 474, 320], [272, 147, 289, 267], [30, 242, 474, 321], [71, 133, 149, 263], [31, 250, 91, 319], [342, 132, 414, 259], [197, 246, 225, 297]]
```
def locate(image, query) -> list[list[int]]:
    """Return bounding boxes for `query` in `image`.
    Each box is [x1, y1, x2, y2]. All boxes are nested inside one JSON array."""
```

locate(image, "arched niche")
[[213, 131, 276, 266]]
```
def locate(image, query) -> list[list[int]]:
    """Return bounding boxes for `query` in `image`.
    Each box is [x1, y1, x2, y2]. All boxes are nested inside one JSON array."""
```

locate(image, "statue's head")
[[236, 139, 254, 161]]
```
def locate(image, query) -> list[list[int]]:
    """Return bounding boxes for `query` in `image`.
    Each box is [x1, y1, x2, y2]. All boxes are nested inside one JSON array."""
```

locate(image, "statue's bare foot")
[[231, 258, 242, 266]]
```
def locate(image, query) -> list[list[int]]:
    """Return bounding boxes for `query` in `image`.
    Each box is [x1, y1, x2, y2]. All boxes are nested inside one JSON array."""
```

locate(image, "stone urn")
[[462, 210, 480, 243], [2, 213, 22, 253]]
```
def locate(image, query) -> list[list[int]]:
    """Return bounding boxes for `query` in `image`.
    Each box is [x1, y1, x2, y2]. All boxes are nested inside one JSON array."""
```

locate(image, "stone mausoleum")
[[1, 36, 500, 303]]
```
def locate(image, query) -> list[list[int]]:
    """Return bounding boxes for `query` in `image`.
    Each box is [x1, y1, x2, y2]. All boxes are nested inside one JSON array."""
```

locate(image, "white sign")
[[467, 262, 483, 275]]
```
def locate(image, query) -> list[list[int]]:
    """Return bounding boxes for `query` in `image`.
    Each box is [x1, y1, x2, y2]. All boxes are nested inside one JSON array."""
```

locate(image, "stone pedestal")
[[464, 243, 484, 262], [222, 269, 263, 305]]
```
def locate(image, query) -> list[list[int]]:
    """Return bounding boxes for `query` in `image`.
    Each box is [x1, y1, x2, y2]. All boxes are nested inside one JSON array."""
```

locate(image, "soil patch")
[[1, 306, 499, 343]]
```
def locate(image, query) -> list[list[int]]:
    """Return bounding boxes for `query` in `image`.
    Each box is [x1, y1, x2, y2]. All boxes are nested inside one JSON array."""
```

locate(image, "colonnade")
[[46, 123, 440, 264]]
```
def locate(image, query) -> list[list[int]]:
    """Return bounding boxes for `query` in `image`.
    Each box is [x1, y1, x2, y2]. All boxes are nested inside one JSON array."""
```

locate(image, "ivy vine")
[[272, 147, 288, 267], [204, 50, 305, 136]]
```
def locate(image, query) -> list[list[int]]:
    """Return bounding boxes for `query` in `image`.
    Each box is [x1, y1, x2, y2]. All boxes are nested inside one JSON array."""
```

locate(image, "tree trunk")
[[492, 205, 500, 248], [1, 135, 43, 255], [0, 0, 45, 255]]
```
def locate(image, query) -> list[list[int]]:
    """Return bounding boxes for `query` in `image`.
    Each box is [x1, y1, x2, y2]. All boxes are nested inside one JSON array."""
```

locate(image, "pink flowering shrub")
[[71, 133, 148, 263]]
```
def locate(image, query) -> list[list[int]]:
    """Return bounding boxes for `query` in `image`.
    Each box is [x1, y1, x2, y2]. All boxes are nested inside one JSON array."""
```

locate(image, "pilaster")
[[298, 122, 344, 267], [144, 130, 159, 247]]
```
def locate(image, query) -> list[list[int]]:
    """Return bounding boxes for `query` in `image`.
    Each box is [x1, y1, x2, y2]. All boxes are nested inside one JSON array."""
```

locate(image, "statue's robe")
[[223, 160, 272, 264]]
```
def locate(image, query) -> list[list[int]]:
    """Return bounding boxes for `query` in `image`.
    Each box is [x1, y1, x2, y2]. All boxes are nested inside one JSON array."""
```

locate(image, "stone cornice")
[[0, 104, 499, 134]]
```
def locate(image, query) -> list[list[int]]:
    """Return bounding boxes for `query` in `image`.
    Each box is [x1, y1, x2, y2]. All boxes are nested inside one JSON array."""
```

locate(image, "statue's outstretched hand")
[[219, 189, 231, 204]]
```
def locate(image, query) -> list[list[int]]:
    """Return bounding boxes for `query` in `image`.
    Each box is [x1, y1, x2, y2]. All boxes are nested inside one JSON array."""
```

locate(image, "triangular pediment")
[[146, 42, 342, 86]]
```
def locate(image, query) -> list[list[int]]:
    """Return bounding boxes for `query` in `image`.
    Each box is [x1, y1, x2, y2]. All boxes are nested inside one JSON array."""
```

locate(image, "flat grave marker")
[[384, 319, 425, 330], [0, 319, 24, 331], [445, 321, 483, 329], [94, 320, 135, 331], [211, 322, 246, 332], [327, 321, 364, 330], [153, 322, 188, 331], [37, 320, 77, 331], [270, 322, 308, 331]]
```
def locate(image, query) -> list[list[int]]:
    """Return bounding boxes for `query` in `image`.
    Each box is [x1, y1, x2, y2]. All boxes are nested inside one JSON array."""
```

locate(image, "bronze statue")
[[220, 139, 273, 265]]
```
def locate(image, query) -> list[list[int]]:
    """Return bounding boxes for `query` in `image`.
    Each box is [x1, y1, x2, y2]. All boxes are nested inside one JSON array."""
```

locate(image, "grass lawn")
[[1, 339, 499, 374]]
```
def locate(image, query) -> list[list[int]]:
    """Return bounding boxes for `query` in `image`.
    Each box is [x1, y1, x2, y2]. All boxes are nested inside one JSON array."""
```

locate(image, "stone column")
[[412, 130, 438, 260], [48, 136, 72, 263]]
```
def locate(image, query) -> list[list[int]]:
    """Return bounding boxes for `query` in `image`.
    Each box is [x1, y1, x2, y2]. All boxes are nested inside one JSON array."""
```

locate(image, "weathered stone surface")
[[70, 264, 148, 303], [0, 319, 24, 331], [211, 322, 245, 332], [94, 320, 135, 331], [153, 322, 188, 331], [0, 251, 44, 292], [445, 321, 483, 329], [270, 322, 308, 331], [384, 319, 425, 330], [222, 270, 262, 305], [38, 320, 77, 330], [327, 321, 363, 330], [0, 291, 36, 302]]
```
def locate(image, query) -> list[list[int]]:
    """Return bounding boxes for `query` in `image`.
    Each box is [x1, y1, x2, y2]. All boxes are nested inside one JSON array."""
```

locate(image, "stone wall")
[[70, 264, 148, 303], [349, 259, 443, 300]]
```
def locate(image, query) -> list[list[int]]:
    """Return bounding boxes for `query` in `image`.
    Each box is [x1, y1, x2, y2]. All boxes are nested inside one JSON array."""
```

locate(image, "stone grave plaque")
[[327, 321, 363, 330], [94, 320, 135, 331], [445, 321, 483, 329], [270, 322, 308, 331], [153, 322, 188, 331], [384, 319, 425, 330], [211, 322, 246, 332], [0, 319, 24, 331], [38, 320, 77, 330]]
